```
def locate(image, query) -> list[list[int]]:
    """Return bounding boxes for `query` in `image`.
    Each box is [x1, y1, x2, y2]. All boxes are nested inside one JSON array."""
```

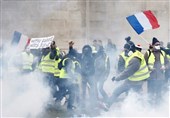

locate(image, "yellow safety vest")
[[56, 47, 60, 56], [54, 58, 61, 77], [120, 51, 128, 62], [73, 60, 81, 70], [125, 51, 150, 81], [39, 53, 55, 74], [92, 46, 97, 53], [147, 50, 165, 70], [59, 58, 74, 79], [167, 55, 170, 62], [73, 60, 82, 84], [22, 52, 34, 70]]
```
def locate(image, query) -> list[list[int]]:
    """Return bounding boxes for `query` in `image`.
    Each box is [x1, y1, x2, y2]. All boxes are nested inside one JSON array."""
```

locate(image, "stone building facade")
[[1, 0, 170, 50]]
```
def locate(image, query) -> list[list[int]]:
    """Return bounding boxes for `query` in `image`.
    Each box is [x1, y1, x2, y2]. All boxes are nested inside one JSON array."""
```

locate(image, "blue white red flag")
[[11, 31, 30, 51], [126, 10, 160, 34]]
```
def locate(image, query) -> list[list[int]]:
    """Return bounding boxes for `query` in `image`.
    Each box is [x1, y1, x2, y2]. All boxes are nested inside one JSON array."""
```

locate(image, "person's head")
[[112, 44, 117, 50], [107, 39, 112, 43], [125, 36, 131, 42], [125, 36, 134, 47], [82, 45, 92, 55], [124, 40, 136, 57], [167, 42, 170, 49], [50, 40, 56, 49], [152, 37, 161, 50], [93, 39, 97, 46]]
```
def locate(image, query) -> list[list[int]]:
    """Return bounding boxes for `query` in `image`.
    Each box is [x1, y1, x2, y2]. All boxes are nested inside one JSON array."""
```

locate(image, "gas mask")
[[125, 50, 129, 57], [155, 45, 160, 50], [128, 50, 133, 56], [125, 50, 133, 57]]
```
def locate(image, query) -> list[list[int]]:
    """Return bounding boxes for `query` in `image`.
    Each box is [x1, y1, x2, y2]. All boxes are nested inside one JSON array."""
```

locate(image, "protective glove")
[[69, 41, 74, 47]]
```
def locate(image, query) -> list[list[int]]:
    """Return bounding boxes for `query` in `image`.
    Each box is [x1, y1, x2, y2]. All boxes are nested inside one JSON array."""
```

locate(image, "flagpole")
[[139, 35, 150, 44]]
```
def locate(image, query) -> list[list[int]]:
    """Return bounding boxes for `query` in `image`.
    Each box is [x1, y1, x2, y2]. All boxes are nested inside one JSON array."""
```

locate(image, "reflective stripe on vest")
[[125, 50, 150, 81], [73, 60, 81, 70], [147, 50, 165, 70], [22, 52, 34, 70], [92, 46, 97, 53], [40, 53, 55, 73], [56, 47, 60, 56], [59, 58, 74, 79], [54, 58, 61, 77], [62, 58, 69, 66], [73, 60, 82, 83]]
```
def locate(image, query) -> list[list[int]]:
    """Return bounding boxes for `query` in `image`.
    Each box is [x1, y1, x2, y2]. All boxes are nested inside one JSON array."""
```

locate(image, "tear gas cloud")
[[102, 87, 169, 117], [0, 39, 169, 117], [102, 47, 169, 117], [1, 42, 51, 117]]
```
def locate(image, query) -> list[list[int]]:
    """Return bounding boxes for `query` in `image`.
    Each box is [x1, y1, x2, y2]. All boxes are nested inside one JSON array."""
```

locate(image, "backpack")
[[147, 49, 165, 59]]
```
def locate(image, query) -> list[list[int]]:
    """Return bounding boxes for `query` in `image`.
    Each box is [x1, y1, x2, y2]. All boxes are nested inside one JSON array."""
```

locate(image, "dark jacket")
[[117, 56, 126, 73], [81, 54, 95, 77], [94, 51, 110, 77]]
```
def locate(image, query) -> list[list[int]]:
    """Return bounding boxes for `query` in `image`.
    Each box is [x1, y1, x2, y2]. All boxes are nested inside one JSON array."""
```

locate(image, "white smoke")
[[102, 40, 169, 118], [101, 88, 169, 117], [1, 43, 51, 117], [2, 72, 51, 117]]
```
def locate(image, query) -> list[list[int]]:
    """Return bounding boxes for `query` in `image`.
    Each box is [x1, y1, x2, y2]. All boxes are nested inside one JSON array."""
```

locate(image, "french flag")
[[11, 31, 30, 51], [126, 10, 160, 34]]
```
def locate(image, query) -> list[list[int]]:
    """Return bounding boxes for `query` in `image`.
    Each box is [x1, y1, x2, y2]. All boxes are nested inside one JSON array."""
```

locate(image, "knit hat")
[[124, 42, 136, 52], [125, 36, 131, 42], [125, 36, 135, 46], [152, 37, 159, 45]]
